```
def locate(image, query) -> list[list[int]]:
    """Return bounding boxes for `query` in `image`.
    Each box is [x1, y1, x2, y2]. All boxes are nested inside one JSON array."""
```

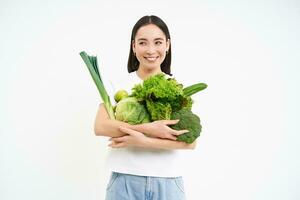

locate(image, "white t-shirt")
[[103, 71, 190, 177]]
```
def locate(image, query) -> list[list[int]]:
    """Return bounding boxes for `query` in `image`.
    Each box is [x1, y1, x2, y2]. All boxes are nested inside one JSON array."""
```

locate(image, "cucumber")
[[183, 83, 207, 97]]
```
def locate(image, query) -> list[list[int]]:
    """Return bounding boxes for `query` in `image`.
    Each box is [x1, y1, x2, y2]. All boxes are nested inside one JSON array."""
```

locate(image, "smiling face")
[[132, 24, 170, 75]]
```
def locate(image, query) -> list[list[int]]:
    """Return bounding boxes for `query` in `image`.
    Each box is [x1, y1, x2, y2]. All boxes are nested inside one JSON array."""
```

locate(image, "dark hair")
[[127, 15, 172, 75]]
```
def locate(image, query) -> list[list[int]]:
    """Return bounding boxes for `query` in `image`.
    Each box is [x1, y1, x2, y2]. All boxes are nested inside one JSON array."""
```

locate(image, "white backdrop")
[[1, 0, 299, 199]]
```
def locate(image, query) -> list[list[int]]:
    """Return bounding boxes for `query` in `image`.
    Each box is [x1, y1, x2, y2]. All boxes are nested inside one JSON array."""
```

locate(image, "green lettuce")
[[131, 73, 190, 120]]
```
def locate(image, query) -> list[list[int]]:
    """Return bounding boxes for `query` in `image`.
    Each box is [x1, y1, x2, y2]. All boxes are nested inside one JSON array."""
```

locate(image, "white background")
[[1, 0, 299, 199]]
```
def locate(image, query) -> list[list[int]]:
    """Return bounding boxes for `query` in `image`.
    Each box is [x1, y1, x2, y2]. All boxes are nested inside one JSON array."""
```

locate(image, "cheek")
[[137, 49, 145, 54], [159, 49, 167, 57], [135, 45, 147, 52], [158, 46, 167, 54]]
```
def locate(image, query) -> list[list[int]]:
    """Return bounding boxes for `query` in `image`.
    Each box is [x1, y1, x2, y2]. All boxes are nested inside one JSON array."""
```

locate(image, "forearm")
[[95, 104, 183, 140], [97, 121, 175, 139], [94, 119, 130, 137], [144, 137, 196, 150], [94, 104, 150, 138]]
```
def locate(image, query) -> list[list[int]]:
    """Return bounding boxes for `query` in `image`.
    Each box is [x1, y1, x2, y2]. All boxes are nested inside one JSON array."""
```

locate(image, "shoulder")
[[113, 71, 142, 95], [167, 73, 189, 87]]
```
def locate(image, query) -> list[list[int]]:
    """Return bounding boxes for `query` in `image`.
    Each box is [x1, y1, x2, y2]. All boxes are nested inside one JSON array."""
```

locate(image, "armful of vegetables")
[[80, 51, 207, 144], [115, 74, 207, 144]]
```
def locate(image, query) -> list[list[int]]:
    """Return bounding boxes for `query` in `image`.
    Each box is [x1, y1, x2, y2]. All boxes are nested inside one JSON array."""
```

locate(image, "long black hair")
[[127, 15, 172, 75]]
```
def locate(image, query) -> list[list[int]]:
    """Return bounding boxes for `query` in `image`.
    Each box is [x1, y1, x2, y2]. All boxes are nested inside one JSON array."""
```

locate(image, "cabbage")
[[115, 97, 150, 125]]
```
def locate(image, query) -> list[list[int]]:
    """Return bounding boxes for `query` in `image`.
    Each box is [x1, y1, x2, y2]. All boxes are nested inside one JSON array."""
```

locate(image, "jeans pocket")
[[174, 177, 185, 193], [106, 172, 119, 191]]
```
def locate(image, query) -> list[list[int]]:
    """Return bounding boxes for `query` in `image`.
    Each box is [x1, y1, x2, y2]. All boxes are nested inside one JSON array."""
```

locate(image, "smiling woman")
[[132, 24, 170, 79], [127, 15, 172, 78], [93, 15, 192, 200]]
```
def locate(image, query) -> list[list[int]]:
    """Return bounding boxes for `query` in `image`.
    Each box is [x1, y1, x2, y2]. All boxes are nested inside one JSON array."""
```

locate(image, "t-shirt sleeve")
[[99, 72, 142, 105]]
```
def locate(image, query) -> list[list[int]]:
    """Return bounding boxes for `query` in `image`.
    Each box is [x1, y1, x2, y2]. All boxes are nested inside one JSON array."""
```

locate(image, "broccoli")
[[170, 109, 202, 144]]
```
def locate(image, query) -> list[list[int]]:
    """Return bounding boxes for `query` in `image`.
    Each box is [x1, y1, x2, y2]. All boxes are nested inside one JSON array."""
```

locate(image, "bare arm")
[[109, 127, 197, 150], [94, 103, 132, 137], [94, 104, 188, 140], [145, 137, 197, 150]]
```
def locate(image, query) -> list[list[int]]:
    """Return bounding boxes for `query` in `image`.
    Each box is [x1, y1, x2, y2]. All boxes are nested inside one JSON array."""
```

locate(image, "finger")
[[119, 126, 140, 136], [167, 135, 178, 140], [108, 140, 117, 146], [111, 137, 125, 143], [109, 142, 126, 148], [162, 119, 180, 125], [172, 129, 189, 136]]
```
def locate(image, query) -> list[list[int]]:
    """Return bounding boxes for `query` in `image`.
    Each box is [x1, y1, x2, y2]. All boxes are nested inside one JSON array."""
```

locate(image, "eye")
[[155, 41, 163, 45], [139, 42, 146, 45]]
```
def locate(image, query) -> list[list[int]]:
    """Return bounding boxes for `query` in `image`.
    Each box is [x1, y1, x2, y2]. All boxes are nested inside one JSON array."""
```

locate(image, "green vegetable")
[[131, 73, 207, 121], [131, 73, 184, 120], [79, 51, 115, 119], [115, 97, 150, 125], [145, 100, 172, 121], [170, 109, 202, 144], [80, 50, 207, 144], [183, 83, 207, 97], [114, 90, 128, 103], [132, 73, 183, 102]]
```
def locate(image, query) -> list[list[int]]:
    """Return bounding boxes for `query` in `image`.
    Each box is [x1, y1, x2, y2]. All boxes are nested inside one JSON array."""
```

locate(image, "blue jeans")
[[105, 172, 186, 200]]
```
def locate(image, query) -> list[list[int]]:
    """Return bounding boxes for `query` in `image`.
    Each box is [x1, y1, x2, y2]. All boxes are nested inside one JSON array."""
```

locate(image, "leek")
[[79, 51, 115, 119]]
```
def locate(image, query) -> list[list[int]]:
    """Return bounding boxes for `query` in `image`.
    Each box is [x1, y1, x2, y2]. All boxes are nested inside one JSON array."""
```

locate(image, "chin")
[[143, 64, 160, 71], [142, 61, 163, 69]]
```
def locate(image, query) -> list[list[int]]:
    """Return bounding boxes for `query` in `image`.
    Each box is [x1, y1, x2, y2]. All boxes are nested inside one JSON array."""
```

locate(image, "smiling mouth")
[[144, 56, 159, 62]]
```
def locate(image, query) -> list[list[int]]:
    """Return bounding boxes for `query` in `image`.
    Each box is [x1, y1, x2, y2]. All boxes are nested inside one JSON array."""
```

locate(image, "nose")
[[146, 44, 156, 54]]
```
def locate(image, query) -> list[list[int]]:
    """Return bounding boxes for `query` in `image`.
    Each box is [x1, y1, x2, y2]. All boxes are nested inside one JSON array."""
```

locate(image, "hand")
[[144, 120, 189, 140], [108, 126, 149, 148]]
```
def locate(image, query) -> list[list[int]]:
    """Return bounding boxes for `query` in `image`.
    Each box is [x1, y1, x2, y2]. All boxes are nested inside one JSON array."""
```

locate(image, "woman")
[[94, 15, 196, 200]]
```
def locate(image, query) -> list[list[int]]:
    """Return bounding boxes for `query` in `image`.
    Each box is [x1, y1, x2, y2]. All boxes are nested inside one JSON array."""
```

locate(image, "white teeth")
[[145, 57, 158, 61]]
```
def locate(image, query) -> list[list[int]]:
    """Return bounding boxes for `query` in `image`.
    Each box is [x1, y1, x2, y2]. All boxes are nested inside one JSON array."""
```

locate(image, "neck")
[[136, 66, 162, 80]]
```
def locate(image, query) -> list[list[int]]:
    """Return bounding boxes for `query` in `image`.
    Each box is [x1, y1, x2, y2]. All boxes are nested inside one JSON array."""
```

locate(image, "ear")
[[132, 40, 136, 52], [166, 38, 171, 51]]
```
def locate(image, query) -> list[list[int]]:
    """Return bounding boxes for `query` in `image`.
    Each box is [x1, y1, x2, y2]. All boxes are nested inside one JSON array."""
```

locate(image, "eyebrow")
[[137, 38, 165, 41]]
